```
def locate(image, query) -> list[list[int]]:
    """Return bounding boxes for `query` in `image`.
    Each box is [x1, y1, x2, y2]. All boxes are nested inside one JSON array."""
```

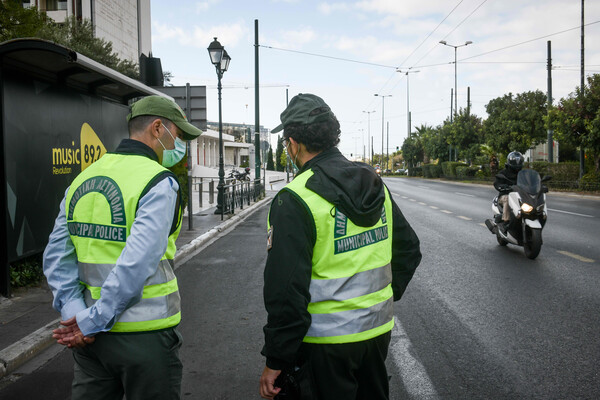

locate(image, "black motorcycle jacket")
[[494, 167, 519, 195]]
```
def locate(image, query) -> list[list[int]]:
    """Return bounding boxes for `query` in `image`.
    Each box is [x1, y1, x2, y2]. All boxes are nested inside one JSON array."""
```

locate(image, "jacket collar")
[[113, 139, 159, 163]]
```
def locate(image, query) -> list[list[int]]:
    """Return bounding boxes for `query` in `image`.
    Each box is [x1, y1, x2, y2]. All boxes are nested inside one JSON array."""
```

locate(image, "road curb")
[[0, 318, 59, 379], [0, 196, 272, 381]]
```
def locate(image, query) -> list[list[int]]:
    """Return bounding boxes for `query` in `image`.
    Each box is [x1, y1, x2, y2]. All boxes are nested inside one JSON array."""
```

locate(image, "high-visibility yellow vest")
[[66, 153, 182, 332], [271, 169, 394, 344]]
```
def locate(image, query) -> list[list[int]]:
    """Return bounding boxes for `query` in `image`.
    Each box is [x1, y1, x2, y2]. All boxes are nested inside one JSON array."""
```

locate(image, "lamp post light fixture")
[[362, 110, 376, 165], [396, 69, 420, 137], [374, 94, 392, 167], [207, 37, 231, 218], [439, 40, 472, 116]]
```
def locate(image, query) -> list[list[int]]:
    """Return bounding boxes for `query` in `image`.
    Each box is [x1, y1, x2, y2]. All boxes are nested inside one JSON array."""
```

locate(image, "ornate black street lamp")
[[207, 37, 231, 218]]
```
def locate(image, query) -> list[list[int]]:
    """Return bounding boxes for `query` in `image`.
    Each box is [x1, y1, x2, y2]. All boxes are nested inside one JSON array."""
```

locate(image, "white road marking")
[[429, 206, 439, 210], [479, 223, 487, 228], [457, 216, 472, 221], [455, 192, 475, 197], [418, 202, 427, 205], [441, 210, 453, 214], [409, 199, 416, 202], [418, 186, 430, 189], [557, 250, 595, 263], [390, 317, 439, 399], [548, 208, 594, 218]]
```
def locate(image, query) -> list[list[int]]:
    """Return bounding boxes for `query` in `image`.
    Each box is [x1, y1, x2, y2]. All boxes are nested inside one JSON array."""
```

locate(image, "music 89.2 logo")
[[52, 123, 107, 175]]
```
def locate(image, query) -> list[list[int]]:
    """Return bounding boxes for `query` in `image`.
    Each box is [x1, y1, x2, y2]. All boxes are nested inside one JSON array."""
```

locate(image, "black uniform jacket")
[[261, 147, 422, 371]]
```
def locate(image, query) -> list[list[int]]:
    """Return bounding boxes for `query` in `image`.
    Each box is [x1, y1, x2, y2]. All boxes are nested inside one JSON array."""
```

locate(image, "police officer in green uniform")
[[259, 94, 422, 399], [43, 95, 202, 400]]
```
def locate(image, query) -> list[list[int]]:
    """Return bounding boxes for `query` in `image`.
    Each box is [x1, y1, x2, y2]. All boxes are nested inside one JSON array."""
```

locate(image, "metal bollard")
[[209, 180, 214, 204], [198, 179, 203, 209]]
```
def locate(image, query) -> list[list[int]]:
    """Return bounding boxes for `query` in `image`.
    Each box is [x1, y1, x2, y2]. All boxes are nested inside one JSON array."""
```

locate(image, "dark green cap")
[[127, 95, 203, 140], [271, 93, 333, 133]]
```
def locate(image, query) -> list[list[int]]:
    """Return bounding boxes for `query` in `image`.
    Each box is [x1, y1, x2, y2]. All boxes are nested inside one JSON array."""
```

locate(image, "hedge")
[[422, 163, 443, 178], [441, 162, 469, 178], [408, 167, 423, 177]]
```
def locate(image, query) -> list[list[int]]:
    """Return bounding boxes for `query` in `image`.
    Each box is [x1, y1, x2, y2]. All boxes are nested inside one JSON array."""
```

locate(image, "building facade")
[[22, 0, 151, 62]]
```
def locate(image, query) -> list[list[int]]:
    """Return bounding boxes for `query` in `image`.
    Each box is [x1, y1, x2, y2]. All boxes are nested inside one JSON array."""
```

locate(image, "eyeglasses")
[[282, 138, 289, 147]]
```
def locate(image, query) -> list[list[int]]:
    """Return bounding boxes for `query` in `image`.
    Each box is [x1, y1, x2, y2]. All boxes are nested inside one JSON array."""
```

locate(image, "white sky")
[[151, 0, 600, 158]]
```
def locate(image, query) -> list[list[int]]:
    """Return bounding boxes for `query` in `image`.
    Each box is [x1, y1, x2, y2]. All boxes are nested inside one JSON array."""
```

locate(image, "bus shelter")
[[0, 39, 170, 296]]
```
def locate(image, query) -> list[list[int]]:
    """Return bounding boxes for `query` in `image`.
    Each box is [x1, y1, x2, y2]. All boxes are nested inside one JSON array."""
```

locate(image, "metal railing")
[[221, 179, 263, 216], [192, 176, 264, 217]]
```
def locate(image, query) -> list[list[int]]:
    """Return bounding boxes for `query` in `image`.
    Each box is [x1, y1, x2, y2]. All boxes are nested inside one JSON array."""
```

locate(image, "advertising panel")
[[3, 69, 129, 263]]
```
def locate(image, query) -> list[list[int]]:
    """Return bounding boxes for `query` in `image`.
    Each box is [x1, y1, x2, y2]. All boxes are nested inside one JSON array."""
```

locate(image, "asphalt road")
[[2, 179, 599, 399]]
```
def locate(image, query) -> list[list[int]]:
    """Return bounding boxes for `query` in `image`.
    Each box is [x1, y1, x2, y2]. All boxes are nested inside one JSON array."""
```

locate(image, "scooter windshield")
[[517, 169, 541, 194]]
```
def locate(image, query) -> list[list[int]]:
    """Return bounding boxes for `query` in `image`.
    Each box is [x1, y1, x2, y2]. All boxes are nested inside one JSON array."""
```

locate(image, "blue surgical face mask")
[[158, 123, 186, 167]]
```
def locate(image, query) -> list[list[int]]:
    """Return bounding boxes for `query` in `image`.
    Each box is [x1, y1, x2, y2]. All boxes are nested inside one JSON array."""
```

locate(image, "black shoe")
[[499, 222, 508, 234]]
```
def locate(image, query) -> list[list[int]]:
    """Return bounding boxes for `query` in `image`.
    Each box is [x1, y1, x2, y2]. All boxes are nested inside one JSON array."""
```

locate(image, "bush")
[[579, 171, 600, 191], [10, 253, 44, 288], [441, 162, 469, 178], [422, 163, 442, 178], [408, 167, 423, 177], [528, 161, 579, 181]]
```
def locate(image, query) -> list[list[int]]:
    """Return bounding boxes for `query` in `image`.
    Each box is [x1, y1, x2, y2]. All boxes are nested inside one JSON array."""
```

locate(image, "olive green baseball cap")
[[127, 95, 203, 140], [271, 93, 333, 133]]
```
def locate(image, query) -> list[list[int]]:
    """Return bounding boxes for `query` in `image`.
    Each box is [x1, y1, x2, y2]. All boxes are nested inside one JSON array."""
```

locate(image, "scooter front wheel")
[[524, 228, 542, 259]]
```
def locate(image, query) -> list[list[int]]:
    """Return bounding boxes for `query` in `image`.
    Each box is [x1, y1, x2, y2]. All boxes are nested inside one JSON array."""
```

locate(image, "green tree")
[[0, 0, 48, 41], [401, 136, 423, 168], [484, 90, 548, 155], [275, 136, 285, 171], [417, 124, 450, 162], [0, 4, 138, 79], [550, 74, 600, 172], [266, 145, 275, 171], [448, 109, 484, 163]]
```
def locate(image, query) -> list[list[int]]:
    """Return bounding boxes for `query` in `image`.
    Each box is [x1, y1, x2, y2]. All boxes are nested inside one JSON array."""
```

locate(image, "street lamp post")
[[374, 94, 392, 167], [207, 37, 231, 219], [439, 40, 472, 116], [362, 110, 375, 165], [397, 69, 420, 137]]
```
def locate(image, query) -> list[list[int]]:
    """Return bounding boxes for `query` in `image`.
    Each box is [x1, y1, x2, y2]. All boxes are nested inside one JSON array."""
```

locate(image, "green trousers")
[[71, 327, 183, 400], [299, 331, 392, 400]]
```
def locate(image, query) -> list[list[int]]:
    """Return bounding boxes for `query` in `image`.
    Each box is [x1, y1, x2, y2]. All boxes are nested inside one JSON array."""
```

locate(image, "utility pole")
[[547, 41, 554, 163], [386, 122, 389, 171], [467, 86, 471, 116], [580, 0, 585, 178], [254, 19, 261, 188]]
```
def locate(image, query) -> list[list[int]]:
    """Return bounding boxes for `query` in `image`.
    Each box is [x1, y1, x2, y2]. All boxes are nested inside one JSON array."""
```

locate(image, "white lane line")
[[557, 250, 595, 263], [479, 223, 487, 228], [418, 202, 427, 205], [454, 192, 475, 197], [429, 206, 439, 210], [441, 210, 453, 214], [457, 216, 472, 221], [390, 317, 439, 399], [418, 186, 430, 189], [548, 208, 594, 218], [401, 196, 408, 199], [409, 199, 416, 202]]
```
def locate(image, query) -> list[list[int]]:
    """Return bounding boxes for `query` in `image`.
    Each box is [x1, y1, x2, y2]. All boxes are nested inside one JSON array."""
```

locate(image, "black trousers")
[[299, 331, 392, 400], [71, 328, 183, 400]]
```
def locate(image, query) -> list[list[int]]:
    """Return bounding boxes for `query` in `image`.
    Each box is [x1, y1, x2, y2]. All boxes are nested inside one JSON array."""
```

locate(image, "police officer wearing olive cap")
[[43, 95, 202, 400], [259, 94, 422, 399]]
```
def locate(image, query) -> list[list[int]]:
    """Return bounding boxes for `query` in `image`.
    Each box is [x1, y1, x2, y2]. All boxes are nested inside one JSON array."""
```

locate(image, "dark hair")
[[128, 115, 169, 136], [284, 115, 341, 153]]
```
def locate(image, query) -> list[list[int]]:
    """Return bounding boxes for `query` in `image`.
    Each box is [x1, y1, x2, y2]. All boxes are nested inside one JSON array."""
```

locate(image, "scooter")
[[485, 169, 551, 259]]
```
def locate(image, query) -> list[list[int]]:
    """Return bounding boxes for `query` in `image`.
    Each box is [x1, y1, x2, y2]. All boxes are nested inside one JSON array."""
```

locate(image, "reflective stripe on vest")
[[66, 153, 182, 332], [280, 168, 394, 344]]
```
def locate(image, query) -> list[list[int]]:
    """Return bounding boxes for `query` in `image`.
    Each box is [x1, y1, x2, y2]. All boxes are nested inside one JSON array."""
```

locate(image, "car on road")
[[395, 169, 406, 175]]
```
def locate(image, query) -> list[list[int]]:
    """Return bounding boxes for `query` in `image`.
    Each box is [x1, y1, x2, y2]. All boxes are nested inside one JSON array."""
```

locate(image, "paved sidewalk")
[[0, 194, 273, 381]]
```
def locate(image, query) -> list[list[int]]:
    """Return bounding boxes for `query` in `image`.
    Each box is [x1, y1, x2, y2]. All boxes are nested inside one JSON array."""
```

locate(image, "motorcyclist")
[[493, 151, 524, 233]]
